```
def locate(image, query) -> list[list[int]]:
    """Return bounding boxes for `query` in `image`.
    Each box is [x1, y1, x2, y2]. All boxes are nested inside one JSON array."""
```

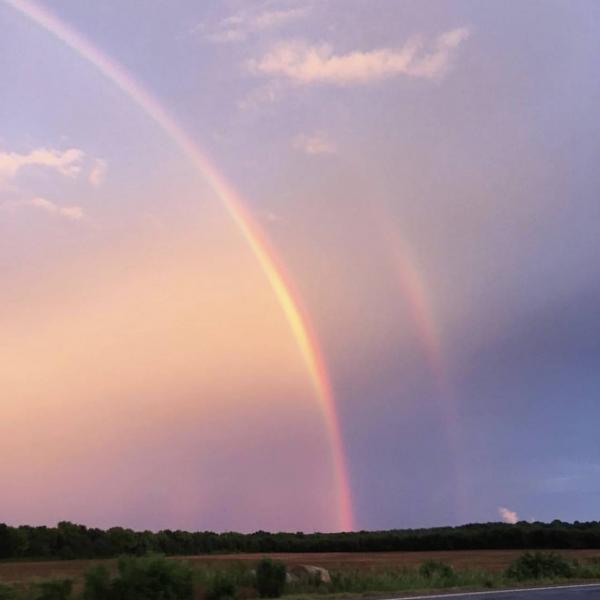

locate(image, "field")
[[2, 549, 600, 584]]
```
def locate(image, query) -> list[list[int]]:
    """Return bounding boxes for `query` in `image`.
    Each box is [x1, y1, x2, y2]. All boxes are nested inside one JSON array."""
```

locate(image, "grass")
[[190, 554, 600, 598], [2, 551, 600, 599], [5, 550, 600, 584]]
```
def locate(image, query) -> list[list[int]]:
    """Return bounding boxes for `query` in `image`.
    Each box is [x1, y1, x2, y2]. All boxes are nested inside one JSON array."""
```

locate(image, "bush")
[[505, 552, 573, 580], [34, 580, 73, 600], [419, 560, 454, 580], [255, 559, 286, 598], [116, 555, 193, 600], [83, 565, 112, 600], [0, 583, 18, 600], [83, 555, 193, 600], [206, 572, 237, 600]]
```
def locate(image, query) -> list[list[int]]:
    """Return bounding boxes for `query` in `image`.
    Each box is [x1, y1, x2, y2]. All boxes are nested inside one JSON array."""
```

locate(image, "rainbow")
[[5, 0, 354, 532], [386, 235, 445, 386], [382, 223, 467, 519]]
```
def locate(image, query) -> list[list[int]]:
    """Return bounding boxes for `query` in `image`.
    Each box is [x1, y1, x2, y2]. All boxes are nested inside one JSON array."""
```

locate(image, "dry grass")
[[2, 549, 600, 584], [183, 549, 600, 573]]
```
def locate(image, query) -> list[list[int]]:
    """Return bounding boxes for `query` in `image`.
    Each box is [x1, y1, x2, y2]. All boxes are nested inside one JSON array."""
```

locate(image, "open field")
[[2, 550, 600, 584]]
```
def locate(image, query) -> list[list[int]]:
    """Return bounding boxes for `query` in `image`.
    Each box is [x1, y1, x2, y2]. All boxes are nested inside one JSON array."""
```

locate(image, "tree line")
[[1, 520, 600, 561]]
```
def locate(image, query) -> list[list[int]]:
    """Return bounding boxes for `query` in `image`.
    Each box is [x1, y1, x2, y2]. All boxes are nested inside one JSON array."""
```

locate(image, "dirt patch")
[[2, 549, 600, 584]]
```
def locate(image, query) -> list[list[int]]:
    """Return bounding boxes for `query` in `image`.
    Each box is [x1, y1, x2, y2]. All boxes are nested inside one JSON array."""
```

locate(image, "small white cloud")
[[248, 27, 470, 85], [0, 147, 84, 183], [29, 197, 84, 221], [89, 158, 107, 187], [252, 7, 308, 30], [498, 506, 519, 524], [201, 5, 309, 44], [59, 205, 84, 221], [292, 132, 336, 155]]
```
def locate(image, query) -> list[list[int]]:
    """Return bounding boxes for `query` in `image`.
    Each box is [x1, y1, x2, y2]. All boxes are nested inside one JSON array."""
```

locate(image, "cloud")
[[498, 506, 519, 524], [0, 147, 84, 183], [292, 132, 336, 155], [202, 5, 309, 44], [28, 197, 84, 221], [248, 27, 470, 85], [89, 159, 108, 187]]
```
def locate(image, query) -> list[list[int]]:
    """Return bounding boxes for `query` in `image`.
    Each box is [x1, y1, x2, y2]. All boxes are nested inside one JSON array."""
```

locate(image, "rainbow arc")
[[6, 0, 354, 532]]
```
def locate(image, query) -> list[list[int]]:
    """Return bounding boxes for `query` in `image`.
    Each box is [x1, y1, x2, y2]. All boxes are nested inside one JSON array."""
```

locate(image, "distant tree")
[[0, 525, 12, 559], [3, 520, 600, 560]]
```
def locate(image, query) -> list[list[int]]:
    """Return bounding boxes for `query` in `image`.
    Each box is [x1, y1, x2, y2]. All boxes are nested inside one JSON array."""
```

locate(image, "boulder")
[[288, 564, 331, 584], [285, 572, 298, 584]]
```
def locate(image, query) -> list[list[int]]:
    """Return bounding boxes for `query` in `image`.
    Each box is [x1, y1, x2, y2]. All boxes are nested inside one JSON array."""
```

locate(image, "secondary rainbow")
[[383, 223, 467, 519], [5, 0, 355, 532]]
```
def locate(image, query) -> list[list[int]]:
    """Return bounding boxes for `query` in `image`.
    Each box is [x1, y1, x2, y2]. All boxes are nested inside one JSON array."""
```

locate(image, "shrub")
[[255, 559, 286, 598], [483, 577, 495, 588], [83, 565, 112, 600], [505, 552, 573, 580], [206, 572, 237, 600], [419, 560, 455, 580], [34, 580, 73, 600], [116, 555, 193, 600], [83, 555, 193, 600], [0, 583, 18, 600]]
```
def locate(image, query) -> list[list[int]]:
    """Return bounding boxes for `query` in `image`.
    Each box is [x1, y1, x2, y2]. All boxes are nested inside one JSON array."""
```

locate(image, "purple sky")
[[1, 0, 599, 532]]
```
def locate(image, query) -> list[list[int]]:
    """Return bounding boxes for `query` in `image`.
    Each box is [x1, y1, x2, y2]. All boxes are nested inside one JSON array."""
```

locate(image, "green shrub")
[[0, 583, 18, 600], [419, 560, 455, 580], [116, 555, 193, 600], [505, 552, 573, 580], [206, 571, 237, 600], [255, 559, 286, 598], [83, 555, 193, 600], [483, 577, 495, 588], [34, 580, 73, 600], [83, 565, 112, 600]]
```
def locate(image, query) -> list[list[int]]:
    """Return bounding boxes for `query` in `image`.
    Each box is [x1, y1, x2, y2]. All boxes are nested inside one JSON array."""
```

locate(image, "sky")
[[1, 0, 599, 533]]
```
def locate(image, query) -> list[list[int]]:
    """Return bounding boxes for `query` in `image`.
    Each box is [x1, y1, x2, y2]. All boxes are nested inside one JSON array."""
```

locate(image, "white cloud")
[[293, 132, 336, 155], [202, 5, 309, 44], [89, 158, 108, 187], [0, 147, 84, 183], [252, 7, 308, 30], [59, 205, 84, 220], [498, 506, 519, 524], [248, 27, 470, 85], [28, 197, 84, 221]]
